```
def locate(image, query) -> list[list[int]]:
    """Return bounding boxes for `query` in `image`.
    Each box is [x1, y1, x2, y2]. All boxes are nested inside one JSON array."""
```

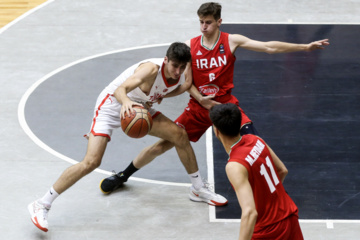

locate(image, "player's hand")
[[144, 101, 153, 108], [199, 94, 221, 110], [156, 98, 163, 105], [306, 39, 330, 51], [144, 98, 162, 109], [121, 100, 143, 119]]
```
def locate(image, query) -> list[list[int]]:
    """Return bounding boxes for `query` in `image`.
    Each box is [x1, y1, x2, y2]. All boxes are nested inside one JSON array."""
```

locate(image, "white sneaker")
[[28, 200, 50, 232], [189, 185, 228, 206]]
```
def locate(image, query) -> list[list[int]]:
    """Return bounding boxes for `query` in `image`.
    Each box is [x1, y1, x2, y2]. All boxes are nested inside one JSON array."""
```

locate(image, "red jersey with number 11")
[[228, 135, 298, 233], [190, 32, 235, 100]]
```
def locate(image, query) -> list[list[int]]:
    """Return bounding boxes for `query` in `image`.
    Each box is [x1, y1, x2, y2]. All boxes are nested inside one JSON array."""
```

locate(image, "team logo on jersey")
[[198, 84, 219, 96], [196, 50, 203, 56], [149, 92, 164, 102], [219, 44, 225, 54]]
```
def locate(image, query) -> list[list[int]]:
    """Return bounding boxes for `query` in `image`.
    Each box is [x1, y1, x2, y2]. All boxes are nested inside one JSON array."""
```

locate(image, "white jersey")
[[87, 58, 186, 140], [104, 58, 185, 104]]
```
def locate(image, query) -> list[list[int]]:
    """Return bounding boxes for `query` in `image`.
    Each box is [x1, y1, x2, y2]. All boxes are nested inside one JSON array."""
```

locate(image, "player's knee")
[[81, 156, 101, 174], [173, 127, 190, 147], [149, 144, 166, 156], [149, 140, 173, 156]]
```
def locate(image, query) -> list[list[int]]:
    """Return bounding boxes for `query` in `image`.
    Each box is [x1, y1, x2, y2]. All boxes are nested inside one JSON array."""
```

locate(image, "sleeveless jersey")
[[104, 58, 185, 103], [228, 135, 298, 232], [190, 32, 235, 100]]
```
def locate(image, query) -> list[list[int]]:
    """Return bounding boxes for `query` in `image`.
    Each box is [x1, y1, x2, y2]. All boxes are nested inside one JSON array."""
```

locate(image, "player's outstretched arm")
[[229, 34, 329, 54]]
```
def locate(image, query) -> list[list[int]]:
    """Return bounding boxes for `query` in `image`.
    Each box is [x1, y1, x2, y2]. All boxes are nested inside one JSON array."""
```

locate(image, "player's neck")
[[163, 71, 177, 83], [201, 30, 220, 50], [162, 63, 178, 83], [221, 135, 242, 154]]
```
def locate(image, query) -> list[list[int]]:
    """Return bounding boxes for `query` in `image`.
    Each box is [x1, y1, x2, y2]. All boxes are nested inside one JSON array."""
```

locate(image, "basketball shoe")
[[100, 171, 127, 194], [189, 185, 228, 206], [28, 200, 51, 232]]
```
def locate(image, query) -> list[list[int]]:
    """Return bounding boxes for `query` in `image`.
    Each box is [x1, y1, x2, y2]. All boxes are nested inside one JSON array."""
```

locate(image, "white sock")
[[189, 171, 204, 190], [40, 187, 59, 206]]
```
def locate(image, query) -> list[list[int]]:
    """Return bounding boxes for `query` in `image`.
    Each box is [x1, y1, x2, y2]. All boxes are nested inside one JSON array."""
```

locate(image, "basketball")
[[121, 106, 153, 138]]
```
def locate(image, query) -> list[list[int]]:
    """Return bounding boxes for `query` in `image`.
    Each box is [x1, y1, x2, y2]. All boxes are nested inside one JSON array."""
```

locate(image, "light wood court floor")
[[0, 0, 46, 27]]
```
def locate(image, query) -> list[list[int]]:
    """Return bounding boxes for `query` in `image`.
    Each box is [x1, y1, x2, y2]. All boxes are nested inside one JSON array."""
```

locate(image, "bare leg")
[[53, 134, 108, 194], [101, 114, 227, 206], [133, 139, 174, 169], [137, 114, 198, 174]]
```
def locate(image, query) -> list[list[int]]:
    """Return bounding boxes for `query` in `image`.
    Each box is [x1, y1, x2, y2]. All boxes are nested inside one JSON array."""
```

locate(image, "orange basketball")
[[121, 106, 153, 138]]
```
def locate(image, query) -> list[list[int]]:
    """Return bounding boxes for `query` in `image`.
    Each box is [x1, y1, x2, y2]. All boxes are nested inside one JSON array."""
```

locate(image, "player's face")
[[199, 15, 221, 37], [164, 57, 187, 79]]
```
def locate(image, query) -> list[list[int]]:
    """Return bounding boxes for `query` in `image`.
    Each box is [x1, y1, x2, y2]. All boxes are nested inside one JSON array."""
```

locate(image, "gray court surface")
[[1, 0, 360, 239]]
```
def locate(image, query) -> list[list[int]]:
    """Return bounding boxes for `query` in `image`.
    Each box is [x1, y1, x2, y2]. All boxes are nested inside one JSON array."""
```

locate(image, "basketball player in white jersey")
[[28, 42, 227, 232]]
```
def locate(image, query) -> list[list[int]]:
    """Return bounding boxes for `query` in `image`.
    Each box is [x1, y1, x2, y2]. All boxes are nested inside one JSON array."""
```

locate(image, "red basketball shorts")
[[252, 214, 304, 240], [175, 95, 251, 142]]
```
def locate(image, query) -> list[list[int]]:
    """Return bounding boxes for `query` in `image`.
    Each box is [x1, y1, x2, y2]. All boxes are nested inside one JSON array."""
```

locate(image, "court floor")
[[1, 0, 359, 239]]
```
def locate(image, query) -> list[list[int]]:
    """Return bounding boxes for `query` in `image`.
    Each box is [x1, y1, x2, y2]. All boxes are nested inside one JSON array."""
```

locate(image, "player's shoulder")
[[228, 33, 249, 43], [188, 35, 202, 46], [234, 134, 263, 152], [136, 59, 161, 75], [243, 134, 263, 143], [140, 58, 163, 66]]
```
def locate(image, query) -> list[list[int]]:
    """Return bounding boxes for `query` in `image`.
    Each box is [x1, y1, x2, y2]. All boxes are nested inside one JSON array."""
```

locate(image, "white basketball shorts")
[[86, 90, 159, 141]]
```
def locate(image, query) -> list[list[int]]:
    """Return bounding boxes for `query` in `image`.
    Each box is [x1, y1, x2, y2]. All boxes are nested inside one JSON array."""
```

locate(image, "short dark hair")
[[209, 103, 241, 137], [166, 42, 191, 64], [197, 2, 222, 20]]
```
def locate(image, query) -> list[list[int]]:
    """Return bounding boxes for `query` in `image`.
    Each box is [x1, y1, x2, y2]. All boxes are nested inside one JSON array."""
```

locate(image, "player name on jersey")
[[245, 140, 265, 166], [195, 55, 227, 69]]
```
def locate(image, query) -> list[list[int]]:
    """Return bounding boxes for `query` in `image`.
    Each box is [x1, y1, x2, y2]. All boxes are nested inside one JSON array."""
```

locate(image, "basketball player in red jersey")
[[210, 103, 304, 240], [178, 1, 328, 141], [103, 2, 329, 202]]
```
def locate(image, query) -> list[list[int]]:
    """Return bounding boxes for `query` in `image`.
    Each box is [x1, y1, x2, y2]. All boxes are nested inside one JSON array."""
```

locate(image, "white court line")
[[223, 21, 360, 25], [210, 218, 360, 226], [0, 0, 55, 35], [206, 129, 360, 225], [13, 10, 358, 222], [18, 43, 191, 188], [206, 127, 217, 222]]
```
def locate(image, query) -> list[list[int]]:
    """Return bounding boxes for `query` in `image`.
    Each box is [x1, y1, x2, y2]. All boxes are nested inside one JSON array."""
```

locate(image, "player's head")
[[197, 2, 222, 35], [197, 2, 222, 20], [209, 103, 241, 137], [166, 42, 191, 65], [164, 42, 191, 79]]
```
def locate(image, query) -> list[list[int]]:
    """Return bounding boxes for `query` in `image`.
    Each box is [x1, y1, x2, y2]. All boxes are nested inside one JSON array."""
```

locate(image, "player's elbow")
[[279, 166, 288, 178], [265, 47, 277, 54], [283, 167, 289, 177], [277, 166, 288, 183], [182, 80, 192, 92], [263, 41, 282, 54], [242, 208, 258, 223]]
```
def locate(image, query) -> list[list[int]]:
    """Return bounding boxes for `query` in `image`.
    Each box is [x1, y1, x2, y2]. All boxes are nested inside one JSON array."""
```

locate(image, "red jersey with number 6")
[[190, 32, 235, 99], [228, 134, 299, 233]]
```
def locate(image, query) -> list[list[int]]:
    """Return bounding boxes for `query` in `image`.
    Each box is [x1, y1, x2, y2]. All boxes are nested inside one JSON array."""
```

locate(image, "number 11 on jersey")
[[260, 156, 280, 193]]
